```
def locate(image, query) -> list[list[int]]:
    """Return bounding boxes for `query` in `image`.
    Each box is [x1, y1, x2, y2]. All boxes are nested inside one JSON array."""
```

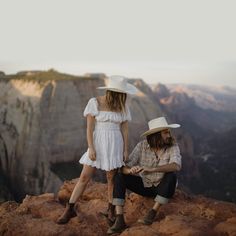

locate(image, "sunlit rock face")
[[0, 75, 102, 200], [0, 71, 163, 201]]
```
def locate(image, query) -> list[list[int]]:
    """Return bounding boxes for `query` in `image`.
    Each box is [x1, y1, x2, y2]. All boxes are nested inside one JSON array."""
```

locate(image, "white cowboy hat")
[[97, 75, 138, 95], [141, 117, 180, 137]]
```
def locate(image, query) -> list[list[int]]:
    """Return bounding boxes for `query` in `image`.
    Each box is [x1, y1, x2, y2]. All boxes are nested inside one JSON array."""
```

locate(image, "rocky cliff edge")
[[1, 180, 236, 236]]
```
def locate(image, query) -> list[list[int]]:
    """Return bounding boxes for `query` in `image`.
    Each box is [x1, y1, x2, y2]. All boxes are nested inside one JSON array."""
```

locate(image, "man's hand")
[[129, 166, 143, 174], [88, 147, 96, 161]]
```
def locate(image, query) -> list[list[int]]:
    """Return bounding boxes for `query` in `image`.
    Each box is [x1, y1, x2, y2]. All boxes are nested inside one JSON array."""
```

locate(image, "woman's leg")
[[57, 164, 95, 224], [104, 169, 117, 223], [106, 169, 117, 204], [69, 164, 96, 203]]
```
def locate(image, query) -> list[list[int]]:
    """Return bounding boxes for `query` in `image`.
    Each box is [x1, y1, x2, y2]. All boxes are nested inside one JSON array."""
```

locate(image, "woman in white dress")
[[57, 75, 138, 224]]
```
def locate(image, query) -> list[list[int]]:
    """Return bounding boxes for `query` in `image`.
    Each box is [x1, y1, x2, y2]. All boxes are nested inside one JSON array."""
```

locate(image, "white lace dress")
[[79, 97, 131, 171]]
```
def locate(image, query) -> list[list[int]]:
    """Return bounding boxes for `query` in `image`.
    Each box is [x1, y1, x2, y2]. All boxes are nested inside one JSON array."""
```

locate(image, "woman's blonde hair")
[[105, 90, 127, 112]]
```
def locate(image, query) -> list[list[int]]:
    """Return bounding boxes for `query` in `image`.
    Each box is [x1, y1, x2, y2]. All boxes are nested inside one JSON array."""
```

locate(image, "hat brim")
[[97, 83, 138, 95], [140, 124, 180, 137]]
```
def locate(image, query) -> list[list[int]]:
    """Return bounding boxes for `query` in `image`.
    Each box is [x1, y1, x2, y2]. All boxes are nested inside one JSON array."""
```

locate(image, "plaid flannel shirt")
[[126, 140, 182, 187]]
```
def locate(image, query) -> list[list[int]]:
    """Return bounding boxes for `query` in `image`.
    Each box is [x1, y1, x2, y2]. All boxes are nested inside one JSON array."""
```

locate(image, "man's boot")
[[137, 209, 157, 225], [56, 203, 77, 224], [107, 214, 127, 235]]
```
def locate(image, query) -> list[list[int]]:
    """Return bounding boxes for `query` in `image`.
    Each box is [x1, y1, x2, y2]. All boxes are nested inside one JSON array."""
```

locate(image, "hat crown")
[[141, 116, 180, 137], [97, 75, 138, 94], [148, 117, 168, 130], [107, 75, 127, 90]]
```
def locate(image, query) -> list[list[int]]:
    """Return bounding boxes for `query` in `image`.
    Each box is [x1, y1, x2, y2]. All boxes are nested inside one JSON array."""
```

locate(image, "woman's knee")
[[106, 170, 117, 182], [79, 173, 92, 184], [79, 165, 95, 184]]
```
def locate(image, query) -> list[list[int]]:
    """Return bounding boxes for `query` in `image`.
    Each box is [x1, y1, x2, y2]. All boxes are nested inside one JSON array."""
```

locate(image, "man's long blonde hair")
[[106, 90, 127, 112]]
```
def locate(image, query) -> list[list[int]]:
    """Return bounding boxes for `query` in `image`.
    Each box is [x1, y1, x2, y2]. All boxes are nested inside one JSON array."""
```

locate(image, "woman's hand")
[[88, 147, 96, 161], [123, 150, 129, 162], [129, 166, 143, 175]]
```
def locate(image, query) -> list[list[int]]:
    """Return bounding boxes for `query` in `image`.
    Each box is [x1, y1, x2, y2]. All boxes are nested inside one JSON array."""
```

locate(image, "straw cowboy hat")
[[97, 75, 138, 95], [141, 117, 180, 137]]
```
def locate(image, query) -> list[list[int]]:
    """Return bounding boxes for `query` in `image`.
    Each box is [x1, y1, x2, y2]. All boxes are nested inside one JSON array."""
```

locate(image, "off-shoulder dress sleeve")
[[83, 98, 99, 117]]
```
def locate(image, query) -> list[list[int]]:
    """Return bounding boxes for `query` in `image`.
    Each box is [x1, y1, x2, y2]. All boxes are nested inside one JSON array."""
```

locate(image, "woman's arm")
[[121, 121, 129, 161], [86, 114, 96, 161]]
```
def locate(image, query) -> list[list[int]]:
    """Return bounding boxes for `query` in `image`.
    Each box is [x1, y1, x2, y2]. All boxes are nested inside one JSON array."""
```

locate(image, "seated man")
[[107, 117, 182, 235]]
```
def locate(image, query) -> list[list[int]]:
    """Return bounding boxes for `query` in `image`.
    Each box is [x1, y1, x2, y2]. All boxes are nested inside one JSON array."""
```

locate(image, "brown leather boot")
[[56, 203, 76, 224], [107, 214, 127, 235], [107, 203, 116, 224], [137, 209, 157, 225], [99, 203, 116, 225]]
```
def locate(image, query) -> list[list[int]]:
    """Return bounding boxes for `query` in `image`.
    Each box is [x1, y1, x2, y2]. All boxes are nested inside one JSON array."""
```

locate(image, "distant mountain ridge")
[[152, 83, 236, 202], [163, 83, 236, 112]]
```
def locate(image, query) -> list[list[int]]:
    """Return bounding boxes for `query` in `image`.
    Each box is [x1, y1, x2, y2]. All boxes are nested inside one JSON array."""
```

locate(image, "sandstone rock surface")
[[1, 180, 236, 236]]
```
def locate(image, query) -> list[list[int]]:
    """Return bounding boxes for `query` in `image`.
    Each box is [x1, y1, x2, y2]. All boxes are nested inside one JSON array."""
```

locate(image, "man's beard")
[[162, 137, 174, 148], [164, 137, 172, 145]]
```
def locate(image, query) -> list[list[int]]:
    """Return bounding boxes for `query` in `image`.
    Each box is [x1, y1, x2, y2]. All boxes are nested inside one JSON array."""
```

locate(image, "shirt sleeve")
[[126, 142, 142, 167], [122, 105, 132, 122], [169, 145, 182, 169], [83, 98, 99, 117]]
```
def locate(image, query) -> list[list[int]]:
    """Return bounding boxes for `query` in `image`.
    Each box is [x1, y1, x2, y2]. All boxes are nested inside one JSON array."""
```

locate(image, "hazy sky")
[[0, 0, 236, 86]]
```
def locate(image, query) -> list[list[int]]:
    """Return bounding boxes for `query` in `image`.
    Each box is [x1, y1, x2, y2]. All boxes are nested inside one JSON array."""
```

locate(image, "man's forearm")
[[153, 163, 181, 172]]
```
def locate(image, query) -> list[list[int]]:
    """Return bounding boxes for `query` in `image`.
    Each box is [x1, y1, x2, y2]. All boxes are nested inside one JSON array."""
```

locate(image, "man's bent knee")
[[163, 172, 177, 185], [114, 172, 124, 184]]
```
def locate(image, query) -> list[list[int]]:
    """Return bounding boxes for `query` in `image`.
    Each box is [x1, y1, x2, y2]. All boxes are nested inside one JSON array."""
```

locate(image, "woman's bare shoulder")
[[96, 96, 107, 105]]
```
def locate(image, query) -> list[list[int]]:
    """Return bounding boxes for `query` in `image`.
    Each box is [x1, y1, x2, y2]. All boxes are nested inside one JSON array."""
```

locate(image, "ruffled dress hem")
[[79, 159, 125, 171]]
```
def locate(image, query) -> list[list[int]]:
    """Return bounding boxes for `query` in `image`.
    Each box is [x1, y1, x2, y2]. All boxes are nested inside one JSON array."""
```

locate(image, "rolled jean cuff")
[[154, 195, 169, 204], [112, 198, 125, 206]]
